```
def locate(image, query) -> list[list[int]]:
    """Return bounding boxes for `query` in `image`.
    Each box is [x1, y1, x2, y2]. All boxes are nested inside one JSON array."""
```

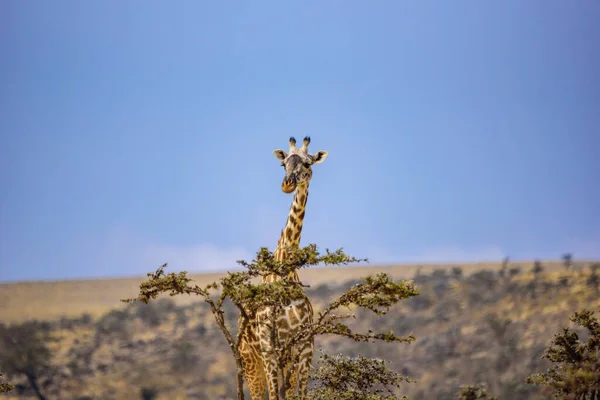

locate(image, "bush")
[[298, 352, 412, 400], [96, 309, 131, 340], [455, 383, 497, 400], [527, 309, 600, 398]]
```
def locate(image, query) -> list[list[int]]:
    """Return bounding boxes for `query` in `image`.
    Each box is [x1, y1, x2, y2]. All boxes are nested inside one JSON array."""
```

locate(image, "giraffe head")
[[273, 136, 328, 193]]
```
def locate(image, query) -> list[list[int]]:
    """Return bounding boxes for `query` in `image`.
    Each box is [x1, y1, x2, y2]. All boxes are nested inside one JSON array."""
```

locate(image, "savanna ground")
[[1, 259, 598, 399]]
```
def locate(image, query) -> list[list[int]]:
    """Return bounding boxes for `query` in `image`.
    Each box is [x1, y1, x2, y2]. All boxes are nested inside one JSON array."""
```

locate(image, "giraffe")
[[239, 136, 328, 399]]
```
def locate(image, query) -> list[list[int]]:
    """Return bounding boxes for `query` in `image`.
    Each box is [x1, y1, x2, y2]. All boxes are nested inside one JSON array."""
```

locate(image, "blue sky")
[[1, 1, 599, 282]]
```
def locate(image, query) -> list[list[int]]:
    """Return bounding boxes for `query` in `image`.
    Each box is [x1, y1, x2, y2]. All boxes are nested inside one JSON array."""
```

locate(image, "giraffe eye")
[[303, 162, 311, 168]]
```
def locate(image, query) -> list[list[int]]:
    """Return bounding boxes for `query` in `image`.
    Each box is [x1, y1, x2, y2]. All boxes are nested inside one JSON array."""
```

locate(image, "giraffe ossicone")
[[239, 136, 328, 399]]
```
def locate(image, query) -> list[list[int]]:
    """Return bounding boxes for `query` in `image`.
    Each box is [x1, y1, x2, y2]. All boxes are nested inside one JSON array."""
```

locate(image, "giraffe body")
[[240, 137, 328, 399]]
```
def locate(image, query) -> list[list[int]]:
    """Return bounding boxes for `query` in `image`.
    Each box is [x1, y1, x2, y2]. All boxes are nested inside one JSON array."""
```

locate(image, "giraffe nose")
[[282, 176, 296, 193]]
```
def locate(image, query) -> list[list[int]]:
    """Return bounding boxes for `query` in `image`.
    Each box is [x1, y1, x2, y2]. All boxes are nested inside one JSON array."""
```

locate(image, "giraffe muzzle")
[[282, 176, 297, 193]]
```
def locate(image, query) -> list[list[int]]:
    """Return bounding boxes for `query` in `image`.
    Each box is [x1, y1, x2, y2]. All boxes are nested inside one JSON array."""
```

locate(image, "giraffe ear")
[[312, 150, 328, 164], [273, 149, 287, 161]]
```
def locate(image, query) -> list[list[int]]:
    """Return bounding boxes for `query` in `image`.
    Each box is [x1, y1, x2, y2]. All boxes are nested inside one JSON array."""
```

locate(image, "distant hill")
[[0, 260, 573, 323], [0, 259, 598, 399]]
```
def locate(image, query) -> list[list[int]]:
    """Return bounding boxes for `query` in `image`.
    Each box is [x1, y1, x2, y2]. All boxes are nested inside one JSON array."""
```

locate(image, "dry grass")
[[0, 260, 578, 324]]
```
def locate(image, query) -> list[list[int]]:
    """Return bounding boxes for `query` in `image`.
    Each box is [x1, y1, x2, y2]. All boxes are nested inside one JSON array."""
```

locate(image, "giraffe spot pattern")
[[239, 173, 322, 399]]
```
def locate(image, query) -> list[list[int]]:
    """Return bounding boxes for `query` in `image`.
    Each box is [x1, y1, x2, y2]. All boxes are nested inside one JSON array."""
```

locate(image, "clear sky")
[[1, 1, 599, 282]]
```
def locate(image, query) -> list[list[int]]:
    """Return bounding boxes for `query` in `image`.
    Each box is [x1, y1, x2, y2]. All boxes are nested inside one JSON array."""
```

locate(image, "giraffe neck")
[[264, 183, 309, 283]]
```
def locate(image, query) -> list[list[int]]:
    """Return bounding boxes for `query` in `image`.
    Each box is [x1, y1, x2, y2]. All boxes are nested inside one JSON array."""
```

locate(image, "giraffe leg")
[[261, 353, 279, 399], [295, 343, 314, 399], [284, 363, 298, 398], [246, 368, 267, 400], [245, 355, 266, 399], [240, 340, 267, 399], [258, 341, 282, 400], [256, 311, 281, 399]]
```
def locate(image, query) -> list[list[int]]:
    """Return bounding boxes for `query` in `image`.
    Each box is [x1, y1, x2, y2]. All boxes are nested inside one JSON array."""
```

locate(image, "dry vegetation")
[[0, 259, 598, 399], [0, 261, 569, 324]]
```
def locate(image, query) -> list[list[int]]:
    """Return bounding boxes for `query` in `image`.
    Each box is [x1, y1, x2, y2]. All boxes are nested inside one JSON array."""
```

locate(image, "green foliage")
[[123, 244, 419, 399], [294, 352, 411, 400], [526, 308, 600, 398], [455, 383, 498, 400]]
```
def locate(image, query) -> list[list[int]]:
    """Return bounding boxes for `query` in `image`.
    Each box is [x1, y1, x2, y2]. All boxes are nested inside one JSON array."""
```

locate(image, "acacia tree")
[[562, 253, 573, 271], [123, 244, 419, 399], [527, 308, 600, 398], [0, 321, 61, 400]]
